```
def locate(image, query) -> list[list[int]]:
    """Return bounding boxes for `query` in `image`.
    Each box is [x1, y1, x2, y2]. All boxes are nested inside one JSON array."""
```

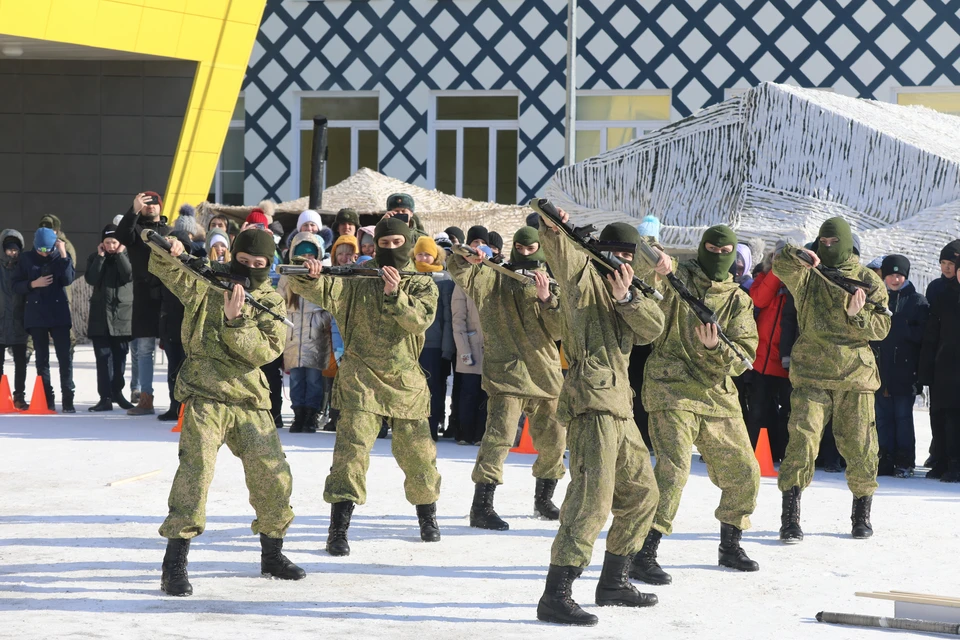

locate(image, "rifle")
[[452, 244, 536, 285], [634, 240, 755, 370], [795, 250, 892, 317], [529, 198, 662, 300], [277, 264, 428, 278], [142, 229, 294, 328]]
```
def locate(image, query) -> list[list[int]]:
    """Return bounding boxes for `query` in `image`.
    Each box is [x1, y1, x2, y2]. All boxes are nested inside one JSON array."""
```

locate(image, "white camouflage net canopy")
[[544, 81, 960, 294]]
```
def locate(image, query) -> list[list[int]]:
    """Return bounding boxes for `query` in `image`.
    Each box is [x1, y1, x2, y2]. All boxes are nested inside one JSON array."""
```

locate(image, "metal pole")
[[563, 0, 577, 166], [308, 116, 328, 209]]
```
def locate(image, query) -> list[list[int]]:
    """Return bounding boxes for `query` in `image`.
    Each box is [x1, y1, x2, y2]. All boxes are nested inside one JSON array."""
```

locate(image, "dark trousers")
[[458, 372, 488, 444], [930, 390, 944, 461], [260, 355, 284, 420], [930, 409, 960, 469], [419, 347, 450, 440], [29, 326, 73, 402], [747, 373, 792, 462], [627, 344, 652, 449], [91, 336, 129, 401], [875, 393, 916, 464], [0, 343, 28, 397], [164, 338, 186, 405]]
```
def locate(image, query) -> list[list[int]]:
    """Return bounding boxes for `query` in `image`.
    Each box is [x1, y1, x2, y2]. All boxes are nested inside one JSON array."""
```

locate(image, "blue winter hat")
[[637, 215, 661, 242], [34, 227, 57, 251]]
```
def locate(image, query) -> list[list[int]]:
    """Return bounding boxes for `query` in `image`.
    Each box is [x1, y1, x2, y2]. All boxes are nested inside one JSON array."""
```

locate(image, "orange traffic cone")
[[755, 428, 777, 478], [23, 376, 55, 415], [510, 416, 538, 454], [170, 402, 185, 433], [0, 375, 15, 413]]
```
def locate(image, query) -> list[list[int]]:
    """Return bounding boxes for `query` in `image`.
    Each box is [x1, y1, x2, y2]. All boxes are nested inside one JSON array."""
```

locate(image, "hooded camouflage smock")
[[288, 259, 438, 419], [773, 245, 890, 391], [638, 259, 758, 417], [447, 255, 562, 398], [148, 251, 285, 410]]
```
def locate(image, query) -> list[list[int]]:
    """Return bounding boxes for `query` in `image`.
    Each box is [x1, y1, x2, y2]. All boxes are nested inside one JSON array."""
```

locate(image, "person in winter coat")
[[279, 232, 332, 433], [85, 225, 134, 411], [332, 208, 359, 240], [331, 235, 360, 267], [13, 227, 75, 412], [0, 229, 28, 409], [451, 276, 487, 445], [206, 230, 231, 265], [37, 214, 76, 267], [357, 226, 376, 258], [872, 255, 928, 476]]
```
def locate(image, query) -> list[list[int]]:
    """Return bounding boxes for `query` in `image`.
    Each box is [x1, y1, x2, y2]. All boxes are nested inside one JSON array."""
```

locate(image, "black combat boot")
[[629, 529, 672, 585], [326, 501, 354, 556], [88, 398, 113, 412], [416, 503, 441, 542], [260, 534, 306, 580], [851, 495, 873, 539], [303, 408, 318, 434], [940, 460, 960, 483], [160, 538, 192, 596], [61, 393, 75, 414], [596, 551, 658, 607], [779, 486, 803, 543], [288, 407, 305, 433], [157, 400, 181, 422], [469, 483, 509, 531], [877, 450, 895, 476], [718, 523, 759, 571], [323, 409, 339, 432], [534, 478, 560, 520], [111, 391, 134, 410], [537, 565, 598, 626]]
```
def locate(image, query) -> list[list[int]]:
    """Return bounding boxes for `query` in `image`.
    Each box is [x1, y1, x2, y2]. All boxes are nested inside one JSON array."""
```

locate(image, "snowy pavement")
[[1, 345, 957, 639]]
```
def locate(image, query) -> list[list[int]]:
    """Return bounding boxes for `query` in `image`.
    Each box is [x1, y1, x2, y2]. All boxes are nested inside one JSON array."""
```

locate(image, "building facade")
[[217, 0, 960, 207]]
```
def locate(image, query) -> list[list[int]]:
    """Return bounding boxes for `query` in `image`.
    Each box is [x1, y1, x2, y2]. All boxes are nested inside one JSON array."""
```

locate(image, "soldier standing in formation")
[[447, 226, 567, 531]]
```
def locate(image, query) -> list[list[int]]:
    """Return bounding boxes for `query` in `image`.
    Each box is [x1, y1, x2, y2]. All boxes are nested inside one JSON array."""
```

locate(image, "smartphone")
[[145, 195, 160, 205], [394, 213, 410, 223], [252, 223, 266, 230]]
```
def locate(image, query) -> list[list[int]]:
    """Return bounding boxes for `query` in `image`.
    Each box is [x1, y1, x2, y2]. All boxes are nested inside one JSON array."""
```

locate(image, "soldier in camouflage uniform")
[[535, 209, 665, 627], [151, 229, 305, 597], [447, 226, 566, 531], [774, 217, 890, 542], [630, 226, 761, 586], [290, 217, 441, 556]]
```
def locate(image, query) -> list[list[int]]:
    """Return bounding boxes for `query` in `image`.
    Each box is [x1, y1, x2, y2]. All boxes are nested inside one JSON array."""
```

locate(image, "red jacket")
[[750, 271, 789, 378]]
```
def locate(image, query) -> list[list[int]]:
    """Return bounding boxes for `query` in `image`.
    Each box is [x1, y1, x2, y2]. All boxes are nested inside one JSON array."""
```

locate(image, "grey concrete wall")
[[0, 59, 195, 271]]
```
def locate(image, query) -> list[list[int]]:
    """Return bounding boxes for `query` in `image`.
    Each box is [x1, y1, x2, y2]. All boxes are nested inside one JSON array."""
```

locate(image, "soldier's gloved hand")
[[846, 288, 866, 316], [781, 356, 791, 369], [695, 322, 720, 350]]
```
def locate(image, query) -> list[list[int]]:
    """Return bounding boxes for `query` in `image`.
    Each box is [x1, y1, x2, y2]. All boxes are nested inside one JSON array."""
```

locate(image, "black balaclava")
[[816, 217, 854, 268], [599, 222, 641, 271], [374, 217, 412, 270], [231, 229, 275, 289], [510, 226, 545, 263], [697, 225, 738, 282]]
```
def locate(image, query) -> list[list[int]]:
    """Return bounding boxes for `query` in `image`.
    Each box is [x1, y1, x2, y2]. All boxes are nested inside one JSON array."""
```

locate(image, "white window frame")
[[574, 89, 672, 155], [427, 90, 520, 202], [212, 92, 244, 204], [290, 90, 380, 200]]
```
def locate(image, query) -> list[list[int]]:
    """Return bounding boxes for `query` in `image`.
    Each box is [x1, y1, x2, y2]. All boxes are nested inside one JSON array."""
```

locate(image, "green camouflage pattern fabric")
[[323, 409, 441, 506], [550, 413, 659, 568], [447, 254, 563, 398], [649, 410, 759, 535], [159, 398, 294, 539], [636, 258, 758, 417], [288, 258, 438, 418], [772, 246, 891, 391], [778, 387, 879, 497], [538, 223, 665, 421], [148, 250, 285, 410], [471, 395, 566, 485]]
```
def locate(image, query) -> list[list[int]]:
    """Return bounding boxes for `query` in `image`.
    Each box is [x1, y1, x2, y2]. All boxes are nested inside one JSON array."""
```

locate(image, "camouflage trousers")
[[324, 409, 441, 506], [471, 394, 567, 485], [159, 398, 294, 539], [550, 412, 659, 569], [778, 387, 878, 497], [649, 410, 759, 535]]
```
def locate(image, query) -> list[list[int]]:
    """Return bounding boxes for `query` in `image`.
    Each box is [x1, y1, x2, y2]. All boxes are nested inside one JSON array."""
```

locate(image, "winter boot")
[[877, 450, 895, 476], [596, 551, 658, 607], [939, 459, 960, 483], [779, 486, 803, 543], [469, 483, 509, 531], [131, 390, 141, 404], [629, 529, 672, 585], [274, 414, 283, 429], [288, 407, 305, 433], [127, 392, 155, 416], [88, 398, 113, 412], [157, 400, 181, 422], [718, 523, 759, 571], [894, 451, 915, 477], [378, 419, 389, 439], [534, 478, 561, 520], [322, 410, 337, 432], [61, 393, 75, 414], [259, 534, 306, 580], [13, 393, 27, 411], [160, 538, 192, 596], [416, 503, 441, 542], [851, 495, 873, 538], [303, 408, 318, 434], [326, 501, 354, 557], [111, 391, 134, 411], [536, 565, 598, 626]]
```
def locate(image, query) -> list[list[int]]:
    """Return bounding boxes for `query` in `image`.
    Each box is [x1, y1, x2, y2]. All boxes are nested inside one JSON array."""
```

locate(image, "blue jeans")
[[289, 367, 324, 410], [875, 394, 916, 463], [133, 337, 156, 395]]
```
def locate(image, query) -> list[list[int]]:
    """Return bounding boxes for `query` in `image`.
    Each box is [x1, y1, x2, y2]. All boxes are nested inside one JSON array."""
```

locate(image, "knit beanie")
[[207, 230, 230, 249], [939, 240, 960, 263], [297, 210, 323, 231], [599, 222, 640, 247], [636, 215, 661, 242], [34, 227, 57, 251], [466, 225, 489, 246], [174, 203, 201, 236], [881, 254, 910, 279], [332, 234, 360, 257], [143, 191, 163, 209], [101, 224, 118, 242], [233, 228, 276, 258], [38, 214, 61, 232], [444, 226, 465, 245], [335, 208, 360, 228], [488, 231, 504, 254], [525, 212, 540, 230], [245, 208, 269, 227]]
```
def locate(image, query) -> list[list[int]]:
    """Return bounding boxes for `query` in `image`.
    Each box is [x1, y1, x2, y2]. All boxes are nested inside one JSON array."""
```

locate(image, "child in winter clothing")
[[331, 235, 360, 266], [0, 229, 28, 409], [414, 237, 455, 440], [207, 231, 231, 264], [358, 226, 376, 258]]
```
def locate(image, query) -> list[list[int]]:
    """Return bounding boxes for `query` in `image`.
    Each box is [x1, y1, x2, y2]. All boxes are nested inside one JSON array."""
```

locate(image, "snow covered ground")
[[1, 345, 957, 639]]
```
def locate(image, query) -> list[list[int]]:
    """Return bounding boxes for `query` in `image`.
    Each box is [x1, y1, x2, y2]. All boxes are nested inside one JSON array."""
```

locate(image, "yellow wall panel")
[[218, 20, 259, 67], [192, 110, 232, 153], [185, 0, 228, 20], [109, 0, 146, 6], [135, 6, 183, 57], [144, 0, 184, 10], [176, 12, 220, 61], [0, 0, 52, 39], [227, 0, 266, 26], [95, 1, 143, 52], [45, 0, 98, 43]]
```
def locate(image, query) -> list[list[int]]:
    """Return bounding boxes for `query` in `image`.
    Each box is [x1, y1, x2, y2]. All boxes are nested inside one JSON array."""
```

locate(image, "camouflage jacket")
[[773, 246, 891, 391], [637, 259, 758, 417], [539, 224, 665, 421], [148, 251, 285, 410], [288, 258, 438, 419], [447, 254, 563, 399]]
